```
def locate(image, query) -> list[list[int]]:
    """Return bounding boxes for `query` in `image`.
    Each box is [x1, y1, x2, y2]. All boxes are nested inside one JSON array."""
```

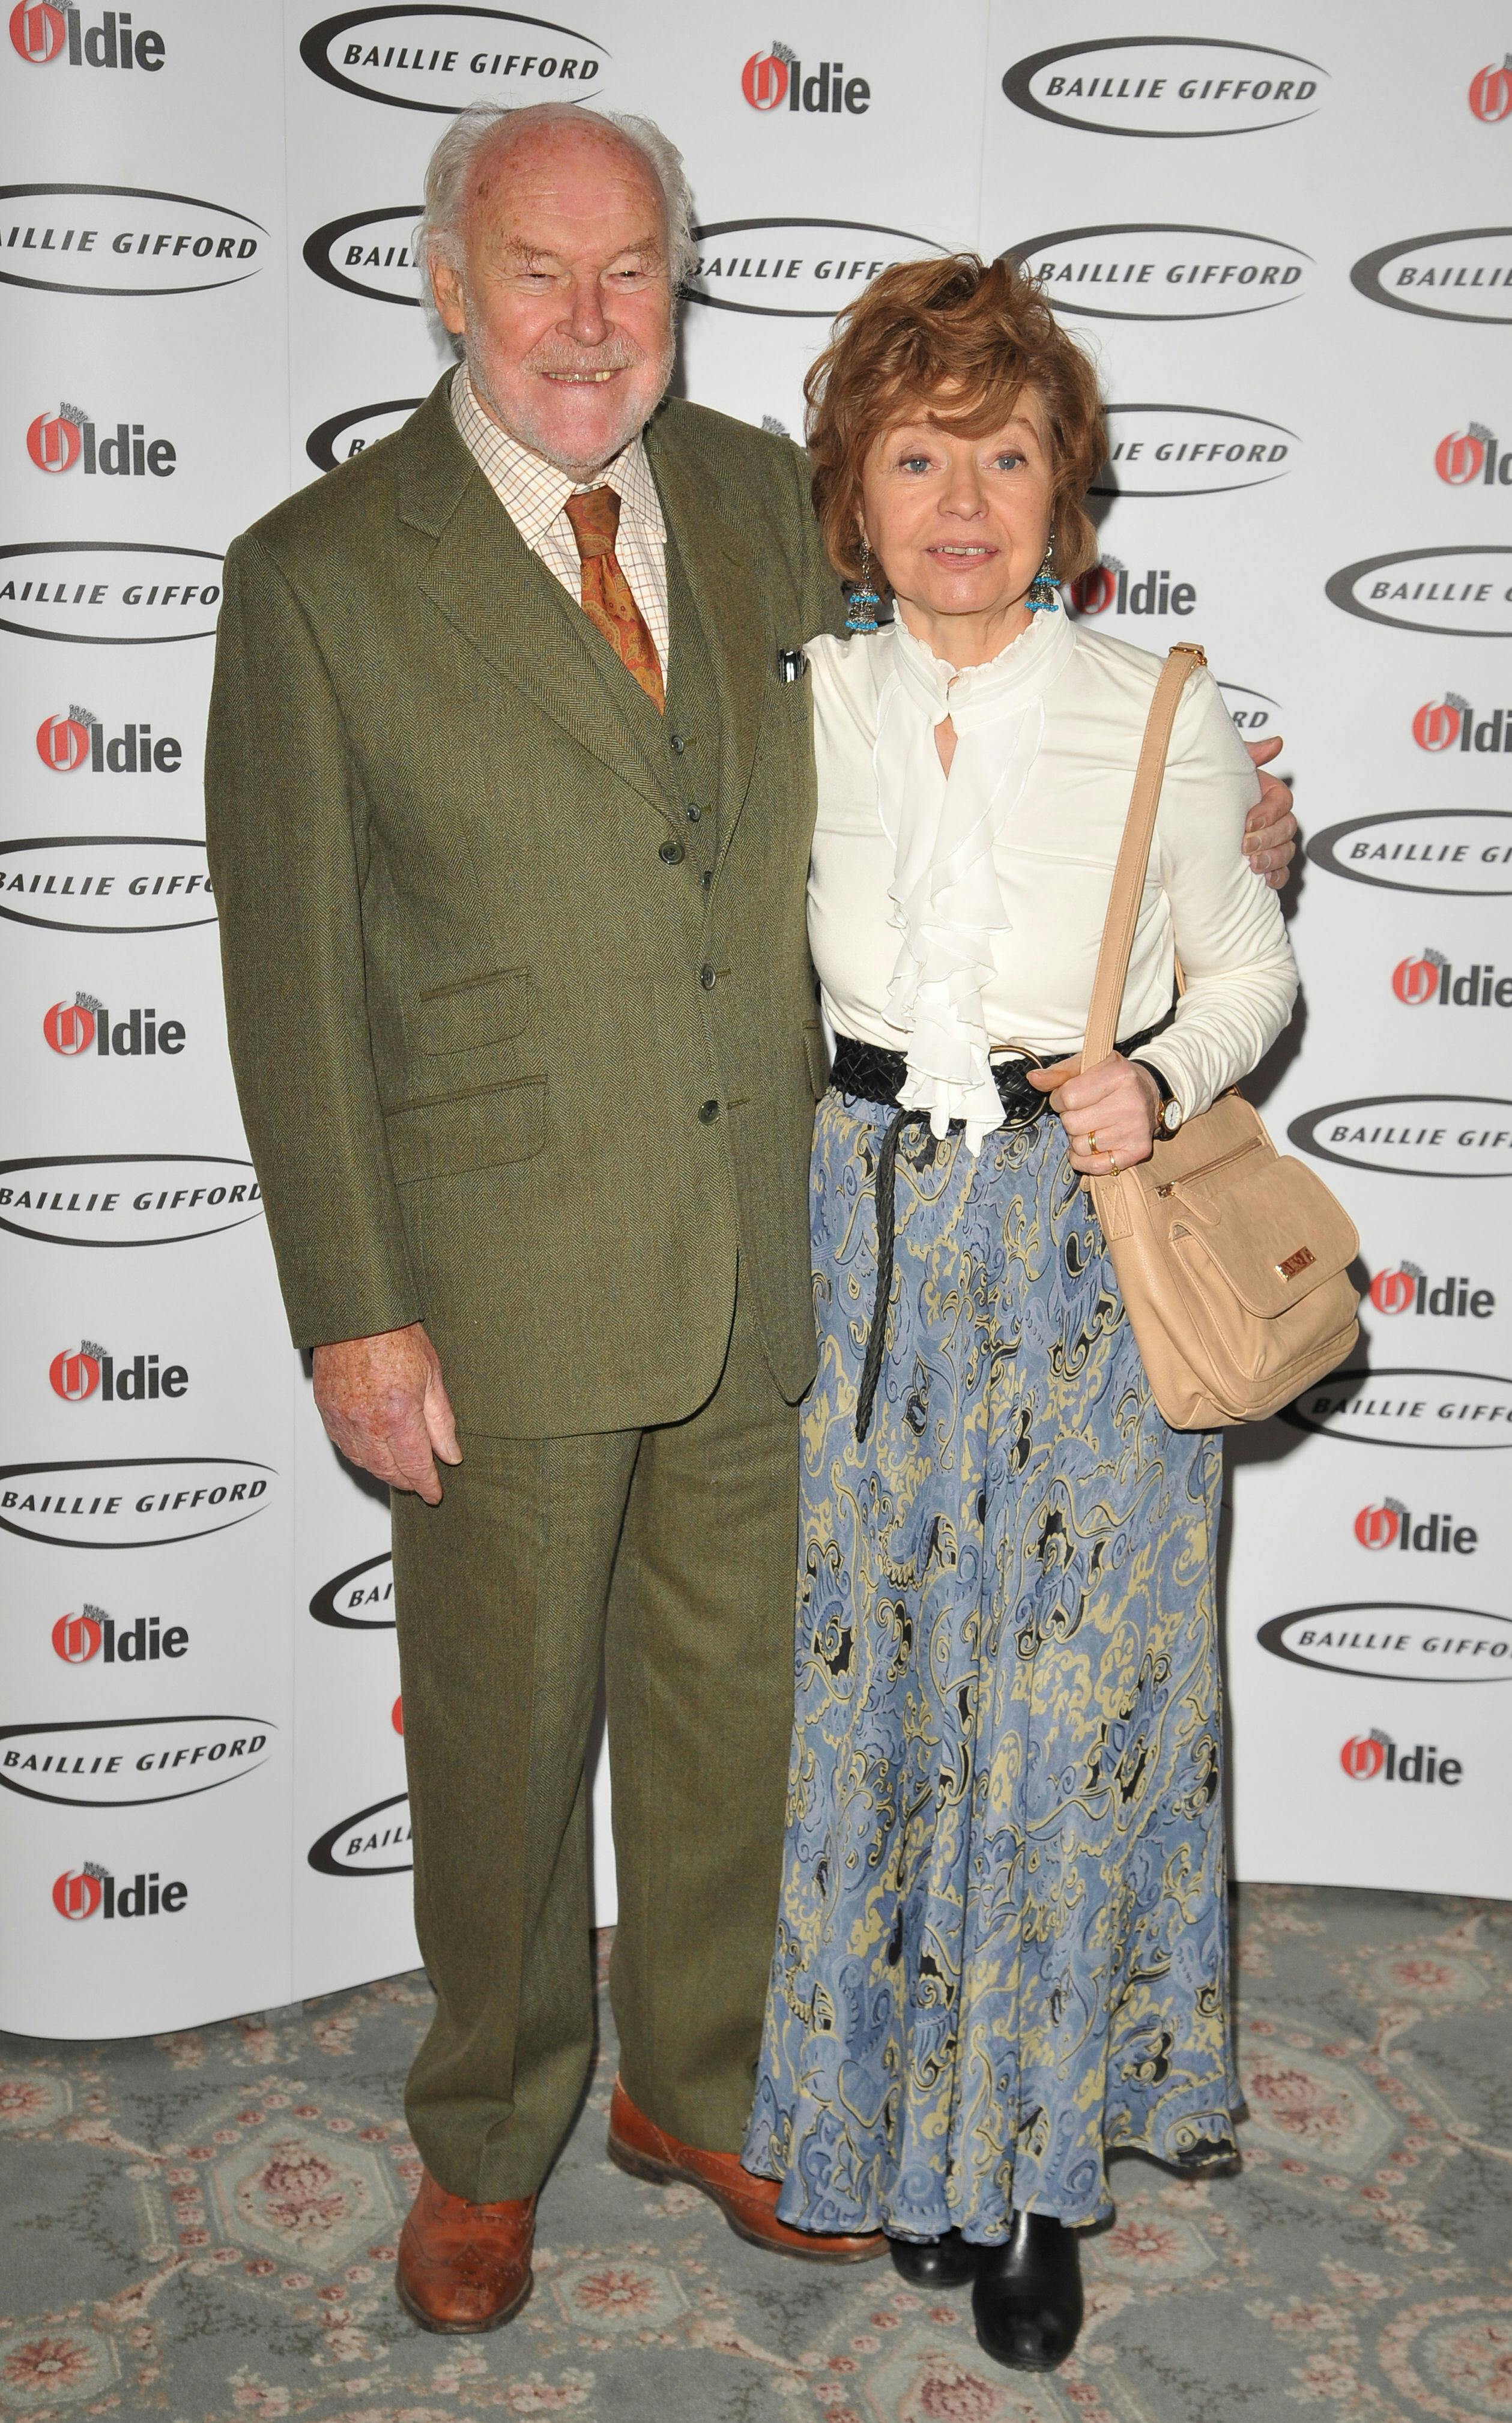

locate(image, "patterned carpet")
[[2, 1886, 1508, 2423]]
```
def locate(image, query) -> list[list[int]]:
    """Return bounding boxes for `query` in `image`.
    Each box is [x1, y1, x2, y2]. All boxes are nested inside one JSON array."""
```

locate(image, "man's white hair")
[[415, 100, 697, 293]]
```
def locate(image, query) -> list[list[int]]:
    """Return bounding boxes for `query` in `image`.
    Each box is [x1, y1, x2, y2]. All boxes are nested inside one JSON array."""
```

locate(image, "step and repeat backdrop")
[[3, 1, 1509, 2037]]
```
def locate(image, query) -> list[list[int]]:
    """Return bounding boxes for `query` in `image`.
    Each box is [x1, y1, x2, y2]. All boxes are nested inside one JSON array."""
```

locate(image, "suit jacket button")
[[659, 839, 686, 865], [698, 1098, 720, 1124], [670, 733, 687, 754], [699, 963, 716, 990]]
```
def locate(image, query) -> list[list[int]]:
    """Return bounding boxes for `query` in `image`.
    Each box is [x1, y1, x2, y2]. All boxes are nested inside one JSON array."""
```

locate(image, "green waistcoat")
[[205, 378, 845, 1436]]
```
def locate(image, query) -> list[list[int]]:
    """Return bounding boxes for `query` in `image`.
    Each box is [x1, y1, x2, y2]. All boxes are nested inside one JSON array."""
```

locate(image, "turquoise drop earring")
[[846, 536, 880, 635], [1026, 542, 1060, 614]]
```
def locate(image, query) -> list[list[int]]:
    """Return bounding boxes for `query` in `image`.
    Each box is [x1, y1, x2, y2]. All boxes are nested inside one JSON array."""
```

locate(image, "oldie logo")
[[1068, 554, 1197, 621], [42, 993, 186, 1055], [1308, 812, 1512, 897], [1096, 404, 1295, 497], [1353, 1498, 1477, 1555], [53, 1605, 188, 1662], [1283, 1368, 1512, 1449], [306, 397, 421, 471], [1, 1714, 273, 1806], [1367, 1263, 1495, 1322], [0, 543, 222, 644], [301, 8, 606, 111], [1351, 228, 1512, 326], [0, 1457, 276, 1548], [688, 218, 945, 318], [36, 707, 182, 776], [48, 1339, 188, 1402], [309, 1548, 395, 1629], [1325, 547, 1512, 640], [25, 402, 175, 477], [303, 205, 420, 304], [0, 1154, 262, 1247], [740, 43, 869, 114], [52, 1863, 186, 1919], [8, 5, 165, 68], [0, 184, 265, 296], [1002, 37, 1326, 137], [1338, 1731, 1462, 1786], [1289, 1096, 1512, 1180], [1259, 1603, 1509, 1683], [2, 838, 211, 932], [1410, 693, 1512, 754], [1436, 423, 1511, 486], [1469, 58, 1512, 121], [1390, 950, 1512, 1009], [308, 1789, 412, 1877], [1009, 223, 1310, 320]]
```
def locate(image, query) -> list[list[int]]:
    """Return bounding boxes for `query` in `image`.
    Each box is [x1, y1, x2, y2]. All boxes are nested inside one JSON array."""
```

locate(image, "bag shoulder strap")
[[1083, 642, 1206, 1066]]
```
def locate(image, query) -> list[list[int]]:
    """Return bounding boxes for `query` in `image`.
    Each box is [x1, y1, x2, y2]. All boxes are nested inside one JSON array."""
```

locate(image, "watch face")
[[1162, 1101, 1183, 1133]]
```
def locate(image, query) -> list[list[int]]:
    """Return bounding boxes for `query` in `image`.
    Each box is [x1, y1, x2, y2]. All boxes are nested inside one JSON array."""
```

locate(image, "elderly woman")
[[742, 256, 1298, 2373]]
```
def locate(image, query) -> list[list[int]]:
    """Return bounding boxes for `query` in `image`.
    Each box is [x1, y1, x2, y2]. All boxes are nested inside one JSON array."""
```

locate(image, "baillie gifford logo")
[[8, 3, 164, 67], [1068, 555, 1197, 620], [1390, 949, 1512, 1008], [1436, 424, 1512, 486], [1469, 56, 1512, 121], [26, 402, 175, 477], [741, 41, 870, 114]]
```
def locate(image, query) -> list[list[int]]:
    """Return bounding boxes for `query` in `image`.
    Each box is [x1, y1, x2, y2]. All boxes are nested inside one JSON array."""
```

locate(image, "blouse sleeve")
[[1128, 666, 1298, 1118]]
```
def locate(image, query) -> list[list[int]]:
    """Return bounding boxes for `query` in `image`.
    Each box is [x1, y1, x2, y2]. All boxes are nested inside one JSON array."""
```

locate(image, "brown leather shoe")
[[396, 2165, 535, 2332], [606, 2077, 885, 2264]]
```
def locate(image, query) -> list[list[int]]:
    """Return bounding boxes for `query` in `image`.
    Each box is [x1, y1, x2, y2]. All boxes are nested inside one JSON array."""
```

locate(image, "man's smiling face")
[[429, 113, 676, 480]]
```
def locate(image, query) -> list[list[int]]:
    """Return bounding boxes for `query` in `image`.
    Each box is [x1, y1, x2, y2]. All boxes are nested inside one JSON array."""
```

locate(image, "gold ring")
[[1108, 1151, 1119, 1172], [1086, 1130, 1098, 1154]]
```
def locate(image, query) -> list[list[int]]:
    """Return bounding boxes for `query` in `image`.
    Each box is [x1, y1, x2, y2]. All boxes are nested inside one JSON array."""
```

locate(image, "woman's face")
[[859, 391, 1056, 635]]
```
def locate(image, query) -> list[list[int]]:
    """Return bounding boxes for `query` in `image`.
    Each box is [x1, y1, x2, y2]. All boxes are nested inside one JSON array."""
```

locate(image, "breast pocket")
[[415, 968, 530, 1056]]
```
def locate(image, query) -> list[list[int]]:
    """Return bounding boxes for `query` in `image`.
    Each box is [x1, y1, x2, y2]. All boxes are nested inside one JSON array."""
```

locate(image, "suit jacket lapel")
[[646, 412, 767, 870], [398, 384, 673, 823]]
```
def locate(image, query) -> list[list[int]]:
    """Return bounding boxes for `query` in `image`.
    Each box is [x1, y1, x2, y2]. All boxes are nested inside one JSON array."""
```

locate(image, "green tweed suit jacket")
[[205, 378, 845, 1437]]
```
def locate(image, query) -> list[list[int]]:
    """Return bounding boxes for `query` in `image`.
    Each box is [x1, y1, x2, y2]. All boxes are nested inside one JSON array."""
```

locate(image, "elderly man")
[[206, 101, 1298, 2332]]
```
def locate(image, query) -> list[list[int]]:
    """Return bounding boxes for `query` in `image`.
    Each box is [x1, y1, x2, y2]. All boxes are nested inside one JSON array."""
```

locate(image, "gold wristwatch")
[[1146, 1063, 1184, 1137]]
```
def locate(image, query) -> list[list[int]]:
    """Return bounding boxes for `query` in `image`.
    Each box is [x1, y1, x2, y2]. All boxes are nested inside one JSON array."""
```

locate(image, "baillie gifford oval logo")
[[309, 1548, 395, 1629], [0, 184, 265, 297], [0, 543, 222, 644], [1002, 38, 1326, 138], [304, 205, 420, 305], [1258, 1602, 1512, 1684], [1282, 1368, 1512, 1449], [1288, 1095, 1512, 1180], [1307, 811, 1512, 898], [1325, 548, 1512, 640], [306, 397, 422, 471], [0, 1154, 263, 1247], [0, 1457, 277, 1548], [1350, 228, 1512, 326], [300, 7, 606, 112], [1008, 223, 1311, 321], [0, 837, 213, 932], [687, 218, 945, 319], [1095, 404, 1296, 498], [0, 1714, 274, 1807], [308, 1789, 412, 1877]]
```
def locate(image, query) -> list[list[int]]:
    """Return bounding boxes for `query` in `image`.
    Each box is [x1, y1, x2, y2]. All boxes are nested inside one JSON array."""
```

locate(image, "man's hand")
[[312, 1321, 461, 1505], [1242, 736, 1297, 889]]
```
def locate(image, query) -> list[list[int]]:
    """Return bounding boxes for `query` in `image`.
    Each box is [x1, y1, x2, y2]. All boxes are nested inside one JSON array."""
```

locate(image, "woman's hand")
[[1024, 1051, 1160, 1175]]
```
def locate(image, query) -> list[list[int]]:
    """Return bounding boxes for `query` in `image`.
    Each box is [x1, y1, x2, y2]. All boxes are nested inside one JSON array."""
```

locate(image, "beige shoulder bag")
[[1082, 643, 1359, 1429]]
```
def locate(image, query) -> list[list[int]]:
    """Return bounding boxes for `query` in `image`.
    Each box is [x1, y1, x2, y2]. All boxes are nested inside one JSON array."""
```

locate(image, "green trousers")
[[390, 1290, 801, 2203]]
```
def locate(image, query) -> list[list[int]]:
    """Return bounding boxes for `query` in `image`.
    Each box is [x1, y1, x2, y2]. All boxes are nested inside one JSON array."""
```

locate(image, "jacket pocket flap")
[[1167, 1157, 1359, 1319], [416, 969, 530, 1054], [386, 1076, 545, 1183]]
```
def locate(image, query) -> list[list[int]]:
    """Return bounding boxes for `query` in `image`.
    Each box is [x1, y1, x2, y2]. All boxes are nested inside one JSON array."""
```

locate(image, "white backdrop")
[[4, 2, 1510, 2039]]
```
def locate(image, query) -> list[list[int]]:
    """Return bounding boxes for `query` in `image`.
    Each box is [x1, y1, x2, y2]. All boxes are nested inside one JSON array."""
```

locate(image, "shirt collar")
[[888, 597, 1076, 727], [451, 363, 665, 551]]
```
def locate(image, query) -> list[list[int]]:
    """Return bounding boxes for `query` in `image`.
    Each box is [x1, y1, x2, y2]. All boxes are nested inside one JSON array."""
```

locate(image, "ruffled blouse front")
[[872, 607, 1077, 1149]]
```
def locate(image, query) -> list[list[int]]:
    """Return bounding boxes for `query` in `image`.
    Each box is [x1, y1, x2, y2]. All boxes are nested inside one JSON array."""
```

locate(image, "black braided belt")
[[830, 1026, 1160, 1443]]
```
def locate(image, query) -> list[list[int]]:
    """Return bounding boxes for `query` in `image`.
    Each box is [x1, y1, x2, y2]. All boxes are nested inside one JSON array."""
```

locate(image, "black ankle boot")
[[888, 2230, 979, 2289], [972, 2211, 1083, 2371]]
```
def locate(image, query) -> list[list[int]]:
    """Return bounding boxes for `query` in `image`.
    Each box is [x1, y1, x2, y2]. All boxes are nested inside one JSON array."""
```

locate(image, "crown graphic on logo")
[[82, 1861, 112, 1883], [761, 414, 790, 437], [1467, 422, 1494, 446], [57, 402, 88, 428], [770, 40, 797, 65], [1419, 949, 1448, 970], [82, 1602, 108, 1622], [1383, 1497, 1409, 1520], [1097, 553, 1127, 576], [1368, 1728, 1393, 1749], [79, 1338, 108, 1361], [1443, 692, 1471, 716], [74, 991, 105, 1017], [68, 704, 100, 727], [1397, 1260, 1426, 1281]]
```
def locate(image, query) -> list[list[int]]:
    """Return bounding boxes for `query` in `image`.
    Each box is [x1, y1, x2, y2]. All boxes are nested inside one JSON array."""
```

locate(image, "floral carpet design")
[[1, 1887, 1508, 2423]]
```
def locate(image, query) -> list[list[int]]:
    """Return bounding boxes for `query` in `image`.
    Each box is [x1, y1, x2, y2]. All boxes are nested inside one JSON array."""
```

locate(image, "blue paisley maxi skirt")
[[742, 1087, 1241, 2240]]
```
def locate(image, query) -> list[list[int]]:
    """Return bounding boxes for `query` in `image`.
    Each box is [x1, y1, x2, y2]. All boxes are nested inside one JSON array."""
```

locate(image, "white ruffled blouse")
[[805, 610, 1298, 1152]]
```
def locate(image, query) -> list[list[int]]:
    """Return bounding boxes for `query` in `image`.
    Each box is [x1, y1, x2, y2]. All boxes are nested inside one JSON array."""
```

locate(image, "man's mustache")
[[521, 339, 649, 377]]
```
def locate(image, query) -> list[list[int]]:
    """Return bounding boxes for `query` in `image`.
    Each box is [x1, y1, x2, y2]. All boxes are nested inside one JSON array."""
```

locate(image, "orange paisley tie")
[[563, 486, 665, 713]]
